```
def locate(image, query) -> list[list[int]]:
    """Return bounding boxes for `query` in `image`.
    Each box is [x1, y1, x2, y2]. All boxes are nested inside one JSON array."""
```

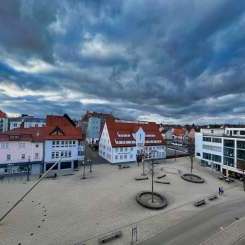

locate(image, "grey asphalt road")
[[140, 197, 245, 245]]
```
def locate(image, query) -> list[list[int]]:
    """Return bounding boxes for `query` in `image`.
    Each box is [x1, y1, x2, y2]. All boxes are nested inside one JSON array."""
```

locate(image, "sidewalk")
[[201, 216, 245, 245]]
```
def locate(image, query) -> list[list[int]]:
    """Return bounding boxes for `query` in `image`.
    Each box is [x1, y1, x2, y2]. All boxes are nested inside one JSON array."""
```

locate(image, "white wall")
[[0, 141, 43, 164], [99, 123, 112, 162], [99, 123, 166, 164], [44, 140, 84, 163]]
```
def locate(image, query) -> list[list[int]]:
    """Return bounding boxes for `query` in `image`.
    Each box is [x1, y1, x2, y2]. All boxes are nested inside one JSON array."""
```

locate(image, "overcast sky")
[[0, 0, 245, 124]]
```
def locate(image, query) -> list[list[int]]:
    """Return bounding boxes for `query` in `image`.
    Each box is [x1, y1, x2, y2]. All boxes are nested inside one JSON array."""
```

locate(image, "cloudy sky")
[[0, 0, 245, 124]]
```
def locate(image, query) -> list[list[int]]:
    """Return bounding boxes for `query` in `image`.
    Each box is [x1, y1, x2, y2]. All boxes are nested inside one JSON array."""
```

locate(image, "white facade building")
[[9, 116, 46, 130], [195, 128, 245, 177], [99, 119, 166, 164], [0, 132, 43, 176], [0, 115, 85, 177]]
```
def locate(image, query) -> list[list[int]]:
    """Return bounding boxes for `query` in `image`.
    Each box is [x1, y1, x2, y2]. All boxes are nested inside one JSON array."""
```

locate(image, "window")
[[224, 139, 234, 148], [69, 140, 72, 145], [73, 141, 76, 145], [203, 137, 211, 142], [36, 144, 39, 148], [115, 155, 118, 160], [196, 152, 200, 156], [130, 154, 133, 159], [52, 152, 55, 159], [61, 152, 64, 157], [61, 141, 64, 147], [241, 131, 245, 135], [237, 141, 245, 149], [203, 152, 211, 160], [124, 154, 127, 159], [35, 153, 39, 159], [212, 154, 221, 163], [46, 163, 58, 171], [7, 154, 11, 161], [52, 141, 56, 147], [224, 147, 234, 157], [55, 152, 59, 158], [60, 162, 71, 169], [68, 151, 72, 157], [224, 157, 234, 167], [237, 150, 245, 160], [120, 155, 123, 159], [131, 147, 133, 151], [212, 138, 222, 143], [21, 154, 25, 159]]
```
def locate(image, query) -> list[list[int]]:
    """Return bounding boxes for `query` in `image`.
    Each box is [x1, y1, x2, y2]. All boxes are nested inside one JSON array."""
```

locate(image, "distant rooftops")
[[0, 110, 7, 118], [0, 114, 84, 142], [82, 110, 114, 121]]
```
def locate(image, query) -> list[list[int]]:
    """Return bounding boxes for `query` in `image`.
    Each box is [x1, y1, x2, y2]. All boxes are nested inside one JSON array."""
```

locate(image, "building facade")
[[0, 114, 84, 177], [8, 115, 46, 130], [195, 128, 245, 177], [0, 110, 8, 133], [43, 115, 84, 174], [0, 129, 44, 176], [99, 119, 166, 164], [81, 111, 115, 144]]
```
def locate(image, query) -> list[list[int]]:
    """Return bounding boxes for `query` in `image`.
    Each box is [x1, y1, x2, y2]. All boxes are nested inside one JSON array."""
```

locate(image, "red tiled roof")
[[0, 110, 7, 118], [172, 128, 186, 136], [46, 114, 76, 127], [0, 115, 84, 142], [105, 118, 165, 147]]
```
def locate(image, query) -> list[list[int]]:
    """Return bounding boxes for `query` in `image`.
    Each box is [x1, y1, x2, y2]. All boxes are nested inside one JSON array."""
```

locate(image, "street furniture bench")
[[135, 176, 148, 181], [194, 199, 206, 207], [98, 231, 122, 244], [154, 180, 170, 184], [156, 173, 166, 179], [208, 194, 218, 201], [118, 165, 130, 169]]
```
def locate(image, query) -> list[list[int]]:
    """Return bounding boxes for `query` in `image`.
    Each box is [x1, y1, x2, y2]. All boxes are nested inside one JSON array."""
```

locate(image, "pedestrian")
[[221, 186, 224, 195], [218, 187, 221, 195]]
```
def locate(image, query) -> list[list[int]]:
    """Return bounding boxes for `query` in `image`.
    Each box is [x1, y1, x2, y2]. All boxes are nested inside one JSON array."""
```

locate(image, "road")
[[140, 197, 245, 245]]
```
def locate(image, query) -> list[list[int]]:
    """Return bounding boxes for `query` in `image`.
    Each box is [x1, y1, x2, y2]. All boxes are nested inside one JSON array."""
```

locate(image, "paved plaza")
[[0, 157, 244, 245]]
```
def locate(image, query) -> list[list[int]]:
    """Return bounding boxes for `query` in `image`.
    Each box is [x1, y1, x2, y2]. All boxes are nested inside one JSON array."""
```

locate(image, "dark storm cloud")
[[1, 0, 245, 123]]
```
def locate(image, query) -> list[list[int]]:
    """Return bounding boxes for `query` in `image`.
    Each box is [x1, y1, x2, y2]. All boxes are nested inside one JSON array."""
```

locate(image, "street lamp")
[[82, 160, 86, 179], [188, 141, 195, 174], [27, 156, 31, 182]]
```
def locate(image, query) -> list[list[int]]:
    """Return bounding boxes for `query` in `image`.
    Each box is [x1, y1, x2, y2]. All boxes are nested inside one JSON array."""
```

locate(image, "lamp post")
[[188, 141, 195, 174], [27, 156, 31, 182], [82, 160, 86, 179], [89, 159, 92, 173], [151, 158, 154, 203]]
